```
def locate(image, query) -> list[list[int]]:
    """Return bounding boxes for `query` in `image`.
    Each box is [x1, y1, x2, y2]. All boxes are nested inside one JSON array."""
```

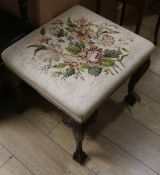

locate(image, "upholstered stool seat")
[[1, 6, 155, 164]]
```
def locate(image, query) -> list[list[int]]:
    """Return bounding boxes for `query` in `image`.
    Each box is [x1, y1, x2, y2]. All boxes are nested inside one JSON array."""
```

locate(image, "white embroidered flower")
[[118, 36, 134, 45], [98, 34, 115, 46]]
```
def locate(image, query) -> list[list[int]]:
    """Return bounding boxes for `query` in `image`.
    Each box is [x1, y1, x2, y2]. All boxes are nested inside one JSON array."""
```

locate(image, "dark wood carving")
[[125, 59, 150, 106], [63, 111, 97, 164]]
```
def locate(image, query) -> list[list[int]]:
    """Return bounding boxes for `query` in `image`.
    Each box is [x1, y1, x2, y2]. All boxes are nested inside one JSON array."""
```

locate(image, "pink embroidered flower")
[[78, 17, 88, 25], [82, 45, 103, 65], [39, 36, 52, 44], [99, 34, 115, 46], [106, 28, 114, 34], [74, 27, 94, 41], [69, 61, 79, 69]]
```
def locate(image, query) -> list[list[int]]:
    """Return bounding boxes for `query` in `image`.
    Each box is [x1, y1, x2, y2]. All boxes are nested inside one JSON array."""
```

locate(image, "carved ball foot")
[[73, 150, 88, 165], [125, 92, 140, 106]]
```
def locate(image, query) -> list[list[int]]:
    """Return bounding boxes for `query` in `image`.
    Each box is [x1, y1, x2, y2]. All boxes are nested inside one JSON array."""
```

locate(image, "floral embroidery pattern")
[[28, 17, 133, 79]]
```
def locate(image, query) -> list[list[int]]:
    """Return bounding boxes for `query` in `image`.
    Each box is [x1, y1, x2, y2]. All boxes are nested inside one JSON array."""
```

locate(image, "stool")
[[1, 5, 155, 165]]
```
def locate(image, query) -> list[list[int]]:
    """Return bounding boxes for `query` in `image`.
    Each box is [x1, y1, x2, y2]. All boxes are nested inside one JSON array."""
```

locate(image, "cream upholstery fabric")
[[1, 6, 155, 123]]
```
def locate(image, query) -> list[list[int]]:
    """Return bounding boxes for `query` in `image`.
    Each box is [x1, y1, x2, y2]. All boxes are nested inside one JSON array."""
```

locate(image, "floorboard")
[[0, 115, 94, 175], [137, 71, 160, 103], [49, 123, 156, 175], [0, 158, 33, 175], [0, 144, 11, 167], [92, 100, 160, 174]]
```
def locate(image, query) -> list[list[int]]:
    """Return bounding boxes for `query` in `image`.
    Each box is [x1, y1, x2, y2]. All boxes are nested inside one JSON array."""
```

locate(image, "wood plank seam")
[[148, 69, 160, 79], [31, 84, 160, 172], [47, 120, 62, 136], [123, 99, 160, 138], [92, 129, 160, 175], [0, 159, 10, 169], [137, 88, 160, 105], [22, 117, 97, 175], [0, 143, 35, 175]]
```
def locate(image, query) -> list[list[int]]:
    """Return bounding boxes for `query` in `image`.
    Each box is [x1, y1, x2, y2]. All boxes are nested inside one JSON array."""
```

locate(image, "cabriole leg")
[[63, 111, 97, 164], [63, 116, 87, 164], [125, 59, 150, 106], [72, 125, 87, 164]]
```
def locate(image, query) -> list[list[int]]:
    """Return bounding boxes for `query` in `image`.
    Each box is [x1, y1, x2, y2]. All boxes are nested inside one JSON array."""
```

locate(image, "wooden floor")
[[0, 11, 160, 175]]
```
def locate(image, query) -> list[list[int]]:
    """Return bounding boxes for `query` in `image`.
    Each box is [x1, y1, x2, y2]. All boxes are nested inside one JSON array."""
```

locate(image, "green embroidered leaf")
[[88, 67, 102, 77], [71, 41, 85, 49], [96, 25, 104, 37], [113, 31, 119, 34], [64, 68, 75, 78], [104, 69, 109, 75], [52, 71, 63, 77], [66, 45, 81, 55], [40, 27, 46, 36], [75, 41, 85, 49], [103, 48, 122, 58], [97, 31, 108, 37], [27, 45, 48, 55], [34, 47, 48, 55], [120, 54, 129, 61], [54, 28, 65, 38], [101, 59, 115, 67], [27, 44, 45, 48], [67, 17, 76, 28], [80, 63, 90, 69], [53, 63, 67, 69], [122, 48, 129, 52], [66, 41, 85, 55]]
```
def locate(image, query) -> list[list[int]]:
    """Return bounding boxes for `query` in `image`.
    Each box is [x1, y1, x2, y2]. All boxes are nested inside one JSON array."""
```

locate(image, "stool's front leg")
[[125, 59, 150, 106], [63, 116, 87, 164], [63, 111, 97, 165], [72, 124, 87, 164]]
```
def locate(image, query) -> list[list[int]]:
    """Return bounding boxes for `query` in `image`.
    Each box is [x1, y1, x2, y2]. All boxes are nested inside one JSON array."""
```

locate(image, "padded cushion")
[[1, 6, 155, 123]]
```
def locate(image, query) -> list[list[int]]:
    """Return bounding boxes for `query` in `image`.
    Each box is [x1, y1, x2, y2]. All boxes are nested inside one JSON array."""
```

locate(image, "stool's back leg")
[[125, 59, 150, 106], [135, 10, 144, 34], [13, 80, 25, 113], [120, 3, 126, 26], [154, 14, 160, 45]]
